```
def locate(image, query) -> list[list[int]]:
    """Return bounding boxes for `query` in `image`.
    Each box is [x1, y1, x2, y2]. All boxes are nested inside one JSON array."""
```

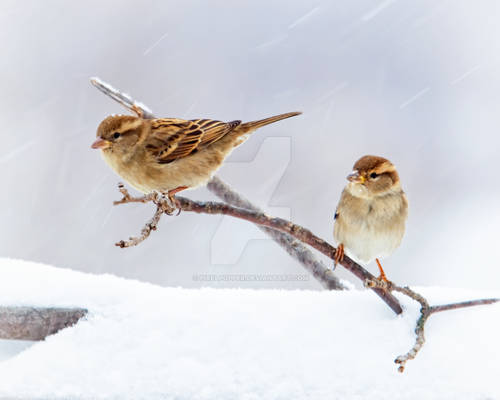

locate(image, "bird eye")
[[370, 172, 378, 179], [113, 132, 121, 139]]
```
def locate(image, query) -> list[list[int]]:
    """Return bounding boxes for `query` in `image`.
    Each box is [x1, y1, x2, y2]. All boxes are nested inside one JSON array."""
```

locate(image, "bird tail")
[[235, 111, 301, 134]]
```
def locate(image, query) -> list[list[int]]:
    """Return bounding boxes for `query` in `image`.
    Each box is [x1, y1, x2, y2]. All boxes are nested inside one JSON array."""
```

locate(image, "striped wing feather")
[[146, 118, 241, 164]]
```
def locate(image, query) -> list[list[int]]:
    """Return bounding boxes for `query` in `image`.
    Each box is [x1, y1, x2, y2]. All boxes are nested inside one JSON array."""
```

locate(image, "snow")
[[0, 258, 498, 400]]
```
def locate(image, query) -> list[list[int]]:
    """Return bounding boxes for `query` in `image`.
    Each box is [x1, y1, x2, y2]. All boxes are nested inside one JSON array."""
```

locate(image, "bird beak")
[[91, 137, 111, 149], [347, 171, 365, 184]]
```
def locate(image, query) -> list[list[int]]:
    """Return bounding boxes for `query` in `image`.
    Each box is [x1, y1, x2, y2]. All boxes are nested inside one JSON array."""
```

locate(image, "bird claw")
[[334, 244, 344, 267], [162, 186, 188, 216], [364, 276, 393, 291], [364, 260, 393, 291], [112, 184, 183, 216], [152, 193, 181, 216], [151, 194, 172, 215], [168, 194, 182, 216], [375, 258, 390, 283]]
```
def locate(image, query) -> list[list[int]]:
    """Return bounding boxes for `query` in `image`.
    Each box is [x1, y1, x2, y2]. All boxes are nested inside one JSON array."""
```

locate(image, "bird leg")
[[334, 243, 344, 267], [113, 183, 187, 216], [162, 186, 188, 216], [167, 186, 188, 200], [150, 193, 176, 216], [375, 258, 389, 282], [363, 259, 392, 291]]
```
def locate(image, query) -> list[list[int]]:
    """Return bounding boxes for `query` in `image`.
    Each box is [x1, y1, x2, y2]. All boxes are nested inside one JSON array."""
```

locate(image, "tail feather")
[[236, 111, 301, 134]]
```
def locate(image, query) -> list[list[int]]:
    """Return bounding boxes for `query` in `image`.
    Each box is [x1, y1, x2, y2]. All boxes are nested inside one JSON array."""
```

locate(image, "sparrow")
[[91, 110, 301, 201], [333, 155, 408, 281]]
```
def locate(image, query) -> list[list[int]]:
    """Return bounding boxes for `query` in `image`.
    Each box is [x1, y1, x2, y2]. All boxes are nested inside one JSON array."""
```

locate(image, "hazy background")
[[1, 0, 499, 290]]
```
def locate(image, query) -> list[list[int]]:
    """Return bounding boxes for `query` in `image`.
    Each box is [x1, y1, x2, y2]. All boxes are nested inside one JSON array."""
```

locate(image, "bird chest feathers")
[[334, 189, 408, 264]]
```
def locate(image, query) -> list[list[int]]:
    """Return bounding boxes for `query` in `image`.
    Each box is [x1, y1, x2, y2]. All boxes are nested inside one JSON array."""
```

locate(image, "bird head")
[[346, 155, 401, 197], [91, 115, 145, 155]]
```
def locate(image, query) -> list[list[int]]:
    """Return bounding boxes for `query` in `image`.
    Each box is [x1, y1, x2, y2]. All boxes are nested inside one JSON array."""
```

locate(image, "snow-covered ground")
[[0, 258, 498, 400]]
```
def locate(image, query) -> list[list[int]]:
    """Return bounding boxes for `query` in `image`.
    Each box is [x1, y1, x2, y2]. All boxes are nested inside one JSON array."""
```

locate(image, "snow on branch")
[[91, 77, 346, 291], [90, 78, 155, 119]]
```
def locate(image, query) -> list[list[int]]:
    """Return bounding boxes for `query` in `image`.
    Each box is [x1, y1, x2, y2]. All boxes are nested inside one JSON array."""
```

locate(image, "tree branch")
[[112, 187, 403, 315], [206, 176, 346, 290], [0, 307, 88, 341], [90, 77, 346, 291], [90, 77, 155, 119]]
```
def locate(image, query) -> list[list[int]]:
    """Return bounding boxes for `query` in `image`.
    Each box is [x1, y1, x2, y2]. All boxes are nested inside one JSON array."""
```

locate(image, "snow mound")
[[0, 258, 498, 400]]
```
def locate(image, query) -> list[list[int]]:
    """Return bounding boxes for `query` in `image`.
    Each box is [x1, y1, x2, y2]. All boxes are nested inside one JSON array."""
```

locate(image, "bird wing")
[[145, 118, 241, 164]]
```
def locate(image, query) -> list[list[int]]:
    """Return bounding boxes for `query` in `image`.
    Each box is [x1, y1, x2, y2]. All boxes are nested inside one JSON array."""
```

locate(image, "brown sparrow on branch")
[[333, 155, 408, 282], [91, 109, 301, 203]]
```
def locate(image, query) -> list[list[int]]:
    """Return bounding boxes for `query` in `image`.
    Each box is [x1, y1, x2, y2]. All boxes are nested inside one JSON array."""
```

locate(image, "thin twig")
[[390, 284, 430, 373], [431, 298, 500, 313], [115, 205, 164, 248], [113, 188, 181, 248], [91, 77, 346, 291], [365, 278, 500, 372], [113, 183, 155, 205]]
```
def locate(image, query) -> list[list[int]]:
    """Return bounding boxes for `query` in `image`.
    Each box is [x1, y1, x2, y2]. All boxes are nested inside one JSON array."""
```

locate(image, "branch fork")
[[365, 277, 498, 372], [113, 184, 182, 248]]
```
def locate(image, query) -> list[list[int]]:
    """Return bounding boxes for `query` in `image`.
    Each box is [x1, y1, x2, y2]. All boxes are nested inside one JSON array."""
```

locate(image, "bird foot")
[[364, 277, 393, 291], [152, 193, 179, 216], [376, 274, 390, 283], [163, 186, 188, 216], [333, 244, 344, 268], [112, 183, 185, 216], [364, 258, 393, 290], [375, 258, 390, 282]]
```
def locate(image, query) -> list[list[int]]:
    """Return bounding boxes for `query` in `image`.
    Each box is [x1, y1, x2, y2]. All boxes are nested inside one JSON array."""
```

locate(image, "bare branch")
[[113, 183, 155, 205], [389, 284, 430, 373], [207, 177, 346, 291], [115, 205, 164, 248], [91, 77, 346, 291], [113, 187, 181, 248], [175, 196, 403, 313], [113, 190, 403, 314], [431, 298, 500, 313], [0, 307, 87, 341], [366, 278, 500, 372]]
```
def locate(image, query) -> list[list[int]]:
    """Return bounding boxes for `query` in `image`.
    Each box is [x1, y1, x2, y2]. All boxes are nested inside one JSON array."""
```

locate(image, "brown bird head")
[[347, 155, 401, 197], [91, 115, 145, 155]]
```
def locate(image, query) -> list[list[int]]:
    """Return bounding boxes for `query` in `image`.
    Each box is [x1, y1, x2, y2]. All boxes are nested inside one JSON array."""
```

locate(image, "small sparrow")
[[91, 109, 301, 200], [333, 155, 408, 281]]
